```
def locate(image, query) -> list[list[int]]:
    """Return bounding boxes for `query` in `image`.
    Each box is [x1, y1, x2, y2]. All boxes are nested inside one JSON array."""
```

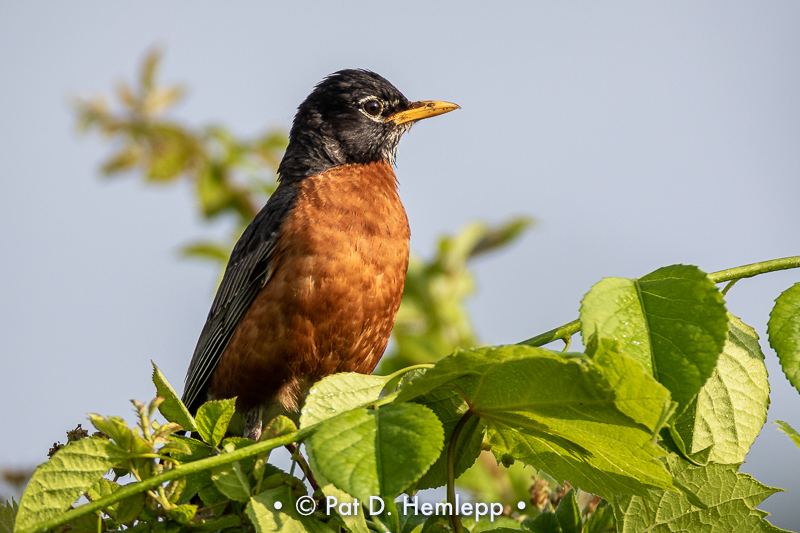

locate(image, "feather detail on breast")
[[208, 160, 410, 413]]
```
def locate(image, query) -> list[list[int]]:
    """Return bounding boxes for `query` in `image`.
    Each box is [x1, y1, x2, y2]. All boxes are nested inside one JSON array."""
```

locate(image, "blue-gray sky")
[[1, 1, 799, 527]]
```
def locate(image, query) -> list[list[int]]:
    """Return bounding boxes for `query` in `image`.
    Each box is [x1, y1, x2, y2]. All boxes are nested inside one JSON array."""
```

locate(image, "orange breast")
[[209, 160, 410, 412]]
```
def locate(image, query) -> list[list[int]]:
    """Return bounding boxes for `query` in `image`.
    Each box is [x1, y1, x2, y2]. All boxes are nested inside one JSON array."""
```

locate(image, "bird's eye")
[[362, 99, 383, 117]]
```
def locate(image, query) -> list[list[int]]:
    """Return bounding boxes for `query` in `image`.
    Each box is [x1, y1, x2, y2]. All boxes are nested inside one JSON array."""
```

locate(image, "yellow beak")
[[387, 100, 460, 125]]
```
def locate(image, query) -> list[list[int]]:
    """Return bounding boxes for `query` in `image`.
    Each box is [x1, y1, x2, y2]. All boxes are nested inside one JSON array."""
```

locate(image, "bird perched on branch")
[[181, 69, 459, 440]]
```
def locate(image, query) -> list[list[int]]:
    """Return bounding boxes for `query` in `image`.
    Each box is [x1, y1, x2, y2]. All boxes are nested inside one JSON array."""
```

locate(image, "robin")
[[181, 69, 459, 440]]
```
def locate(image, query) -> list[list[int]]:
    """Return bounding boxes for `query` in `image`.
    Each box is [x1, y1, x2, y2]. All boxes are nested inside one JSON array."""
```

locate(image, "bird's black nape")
[[277, 69, 414, 182]]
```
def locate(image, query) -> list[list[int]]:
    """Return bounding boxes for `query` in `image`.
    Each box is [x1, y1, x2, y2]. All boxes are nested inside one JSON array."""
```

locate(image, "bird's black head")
[[277, 69, 458, 181]]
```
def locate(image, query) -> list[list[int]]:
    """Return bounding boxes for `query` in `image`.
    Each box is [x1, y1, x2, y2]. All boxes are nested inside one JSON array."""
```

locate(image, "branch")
[[519, 255, 800, 347], [17, 428, 311, 533]]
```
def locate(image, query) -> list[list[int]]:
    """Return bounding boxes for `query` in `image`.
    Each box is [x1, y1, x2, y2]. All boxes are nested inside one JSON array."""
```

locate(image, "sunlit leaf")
[[300, 373, 394, 428], [673, 315, 769, 464], [768, 282, 800, 395], [15, 438, 123, 532], [581, 264, 729, 418], [195, 398, 236, 447], [399, 345, 674, 499], [307, 403, 444, 502], [612, 456, 787, 532], [152, 362, 196, 432]]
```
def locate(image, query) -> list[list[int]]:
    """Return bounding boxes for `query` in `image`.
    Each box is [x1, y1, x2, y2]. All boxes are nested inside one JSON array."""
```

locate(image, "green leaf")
[[0, 499, 17, 533], [581, 264, 729, 418], [554, 490, 580, 533], [522, 512, 561, 533], [768, 282, 800, 395], [400, 345, 674, 499], [307, 403, 444, 502], [195, 398, 236, 447], [63, 512, 101, 533], [211, 460, 251, 502], [263, 415, 298, 441], [398, 502, 430, 533], [409, 388, 485, 491], [467, 216, 534, 259], [198, 483, 228, 511], [87, 478, 120, 519], [774, 420, 800, 451], [583, 502, 615, 533], [179, 241, 231, 264], [673, 315, 770, 464], [164, 504, 197, 524], [322, 485, 370, 533], [300, 373, 394, 428], [88, 414, 145, 454], [152, 362, 196, 432], [196, 164, 235, 217], [246, 485, 335, 533], [165, 434, 210, 461], [15, 437, 124, 532], [611, 456, 788, 532], [115, 492, 146, 524], [101, 145, 140, 175], [145, 128, 194, 182]]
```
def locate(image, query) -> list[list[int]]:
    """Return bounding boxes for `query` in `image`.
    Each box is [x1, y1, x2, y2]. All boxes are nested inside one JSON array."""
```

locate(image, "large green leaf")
[[673, 315, 770, 464], [300, 373, 394, 428], [307, 403, 444, 502], [768, 282, 800, 394], [581, 264, 729, 418], [612, 456, 788, 532], [195, 398, 236, 447], [152, 362, 196, 432], [399, 345, 675, 499], [15, 438, 123, 532]]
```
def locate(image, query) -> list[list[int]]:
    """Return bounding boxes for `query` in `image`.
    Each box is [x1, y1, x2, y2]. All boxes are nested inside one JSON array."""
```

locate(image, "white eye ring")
[[358, 97, 385, 121]]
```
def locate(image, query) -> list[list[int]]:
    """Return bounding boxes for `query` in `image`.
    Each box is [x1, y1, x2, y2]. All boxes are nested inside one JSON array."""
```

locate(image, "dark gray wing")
[[181, 184, 298, 415]]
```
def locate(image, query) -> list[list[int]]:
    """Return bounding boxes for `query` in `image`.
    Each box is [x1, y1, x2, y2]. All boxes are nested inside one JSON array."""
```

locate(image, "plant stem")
[[18, 428, 310, 533], [707, 255, 800, 283], [447, 411, 473, 533], [285, 443, 320, 492], [520, 255, 800, 347], [519, 319, 580, 348], [721, 279, 738, 296]]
